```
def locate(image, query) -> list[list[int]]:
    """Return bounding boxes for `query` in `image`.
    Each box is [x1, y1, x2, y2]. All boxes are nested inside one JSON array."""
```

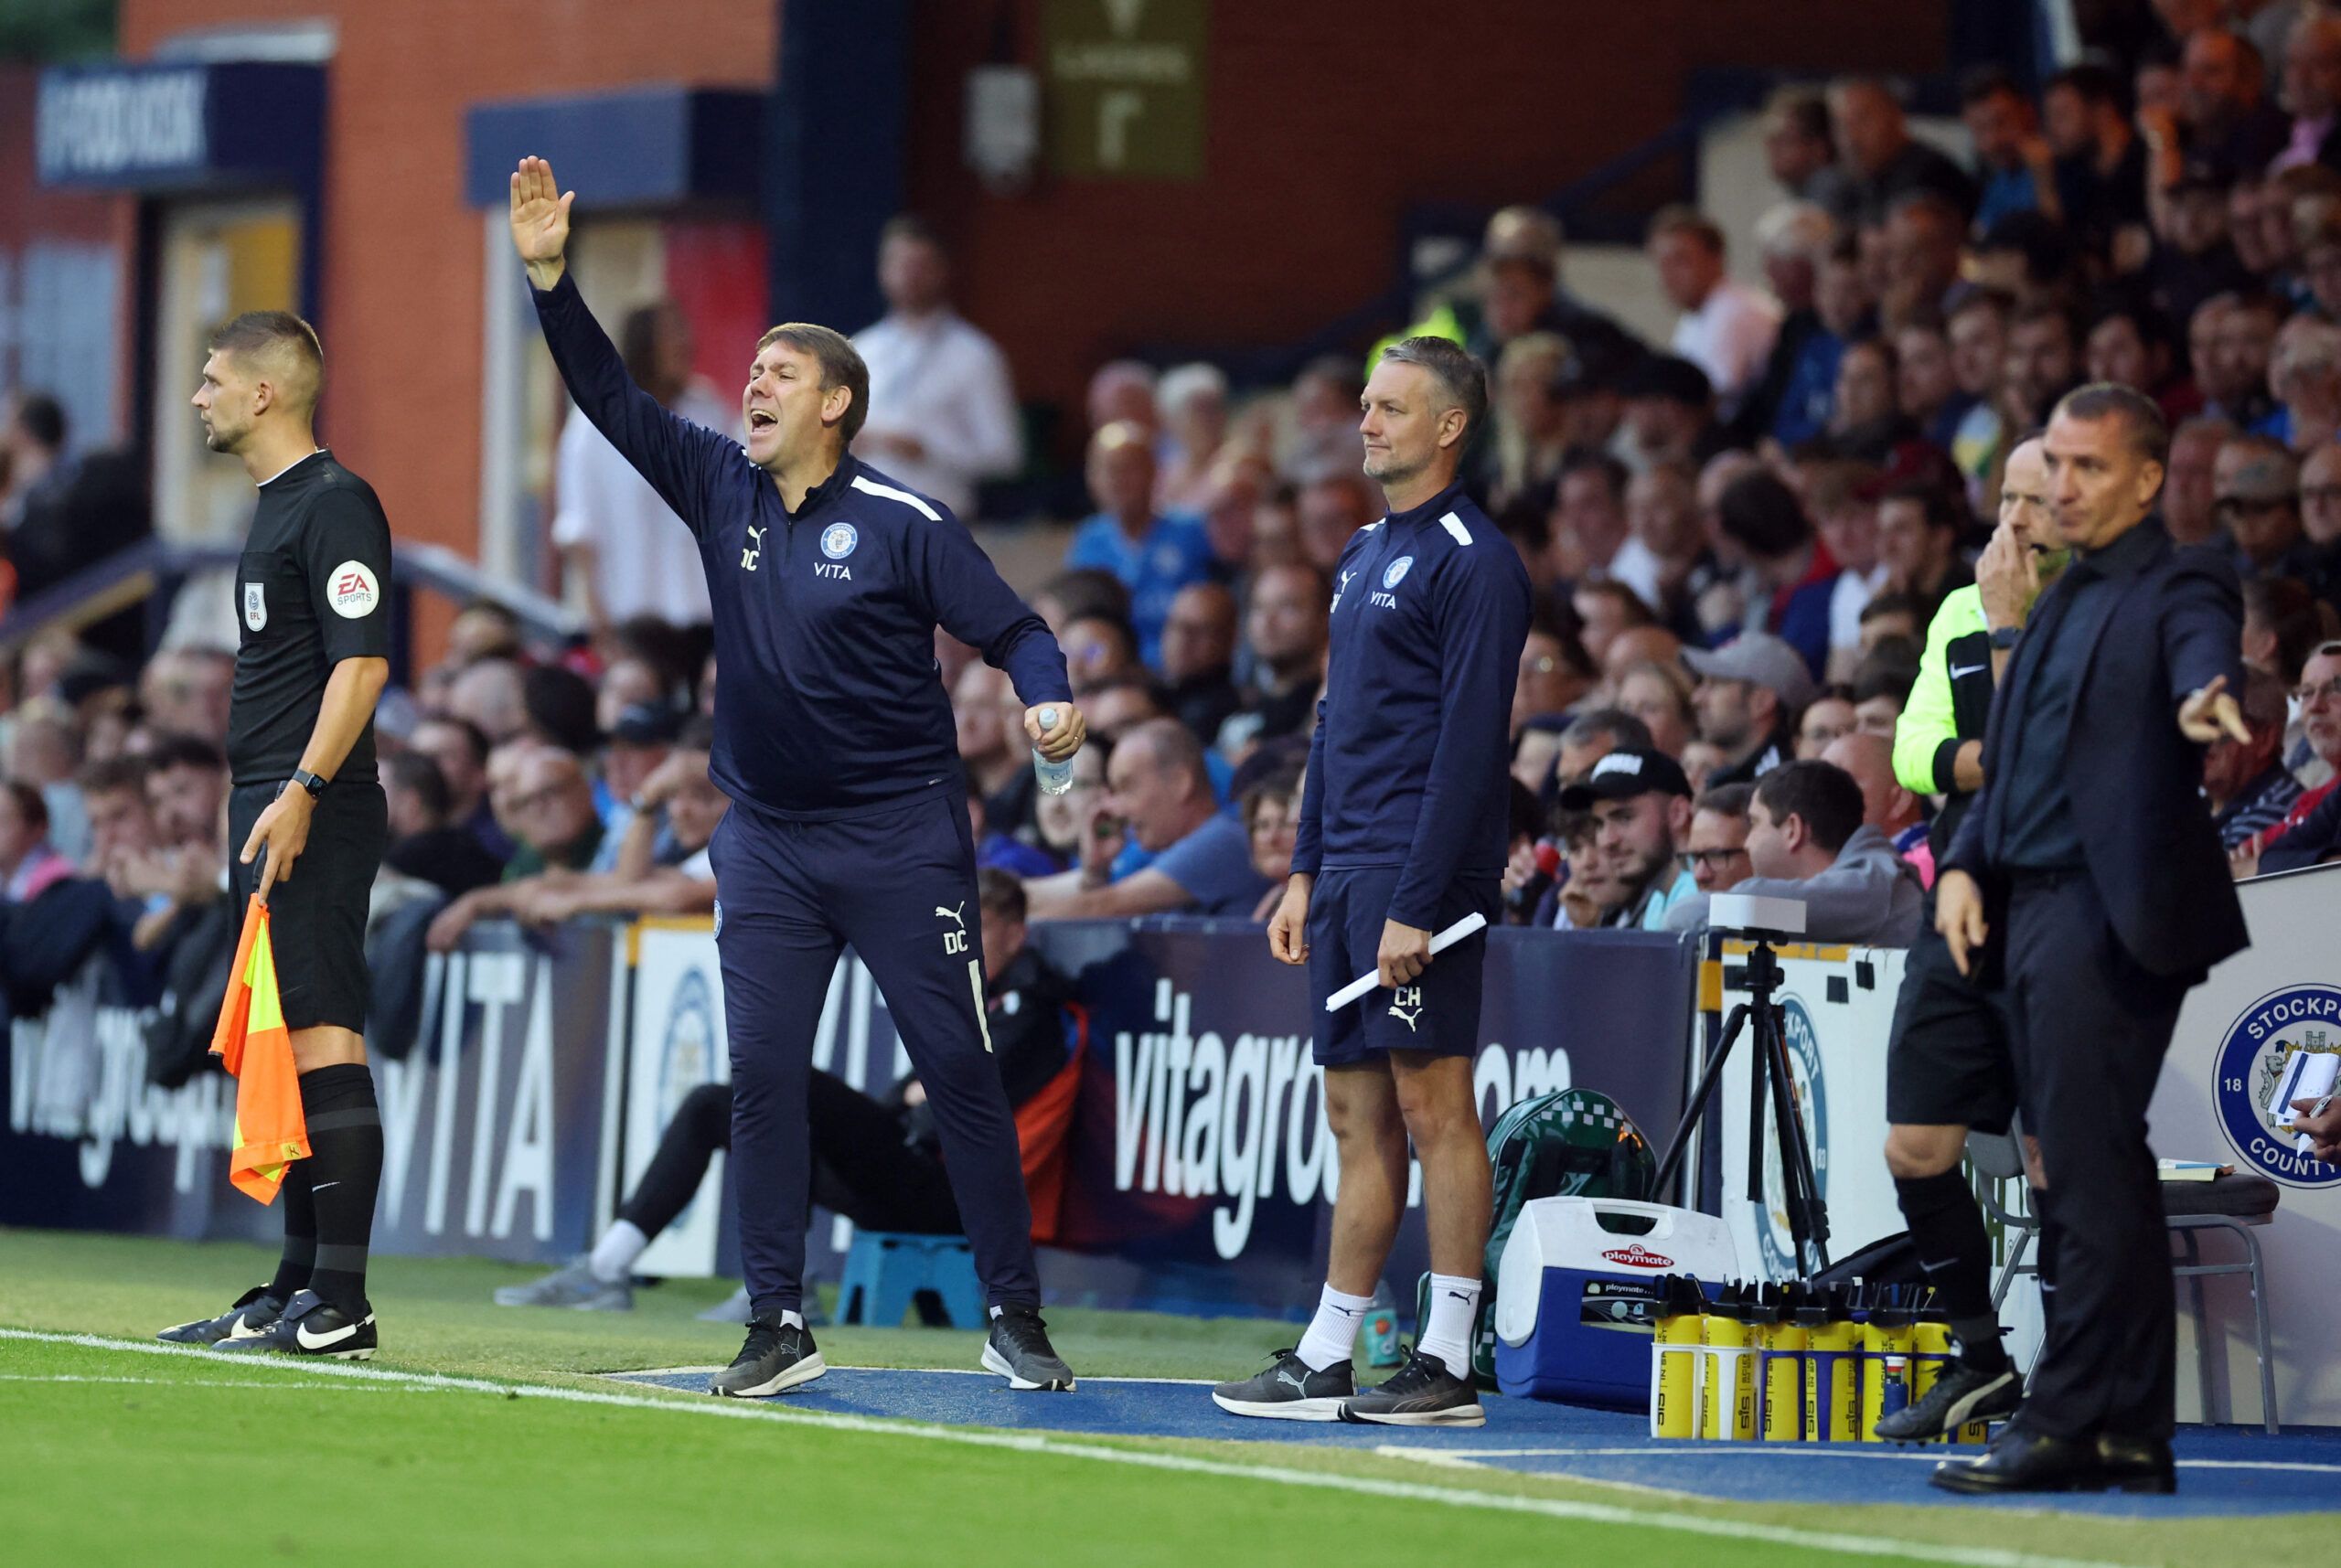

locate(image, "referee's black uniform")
[[227, 448, 393, 1017]]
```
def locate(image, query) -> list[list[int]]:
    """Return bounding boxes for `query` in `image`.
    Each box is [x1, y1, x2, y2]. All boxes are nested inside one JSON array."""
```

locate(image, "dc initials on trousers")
[[706, 788, 1036, 1320]]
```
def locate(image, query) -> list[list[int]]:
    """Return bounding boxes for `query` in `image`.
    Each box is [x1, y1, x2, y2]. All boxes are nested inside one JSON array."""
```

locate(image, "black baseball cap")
[[1557, 745, 1692, 809], [609, 700, 685, 747]]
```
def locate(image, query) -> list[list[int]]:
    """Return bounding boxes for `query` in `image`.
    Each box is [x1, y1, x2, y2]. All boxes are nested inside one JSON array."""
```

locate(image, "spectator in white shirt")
[[1649, 206, 1782, 418], [551, 301, 724, 634], [850, 215, 1022, 521]]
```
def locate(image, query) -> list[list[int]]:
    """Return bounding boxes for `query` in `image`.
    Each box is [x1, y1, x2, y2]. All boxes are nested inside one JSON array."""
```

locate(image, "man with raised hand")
[[1212, 338, 1530, 1427], [511, 157, 1084, 1397]]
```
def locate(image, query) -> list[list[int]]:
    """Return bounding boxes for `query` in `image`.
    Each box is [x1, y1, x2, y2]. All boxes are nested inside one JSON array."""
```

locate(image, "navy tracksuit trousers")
[[707, 787, 1037, 1319]]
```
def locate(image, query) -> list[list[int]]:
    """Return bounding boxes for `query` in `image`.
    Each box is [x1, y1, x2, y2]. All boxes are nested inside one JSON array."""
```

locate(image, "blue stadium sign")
[[37, 61, 325, 192]]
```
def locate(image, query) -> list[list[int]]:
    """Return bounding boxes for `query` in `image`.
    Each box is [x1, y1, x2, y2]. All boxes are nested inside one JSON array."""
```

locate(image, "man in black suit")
[[1932, 383, 2250, 1497]]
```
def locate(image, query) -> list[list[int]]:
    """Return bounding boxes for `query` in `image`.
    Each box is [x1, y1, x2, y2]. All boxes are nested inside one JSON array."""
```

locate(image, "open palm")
[[508, 155, 573, 268]]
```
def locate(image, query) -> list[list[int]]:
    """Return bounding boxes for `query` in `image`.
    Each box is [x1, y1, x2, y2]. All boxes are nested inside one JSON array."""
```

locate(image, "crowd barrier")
[[4, 915, 1701, 1317]]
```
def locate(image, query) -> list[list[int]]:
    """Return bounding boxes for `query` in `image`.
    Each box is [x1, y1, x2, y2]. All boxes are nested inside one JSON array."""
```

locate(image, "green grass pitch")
[[0, 1228, 2322, 1567]]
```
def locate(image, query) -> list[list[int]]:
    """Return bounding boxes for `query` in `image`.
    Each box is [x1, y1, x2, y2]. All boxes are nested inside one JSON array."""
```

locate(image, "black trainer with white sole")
[[1211, 1350, 1355, 1421], [709, 1317, 827, 1397], [210, 1289, 377, 1360], [1875, 1360, 2021, 1442], [981, 1304, 1075, 1391], [1337, 1348, 1485, 1427], [157, 1285, 284, 1347]]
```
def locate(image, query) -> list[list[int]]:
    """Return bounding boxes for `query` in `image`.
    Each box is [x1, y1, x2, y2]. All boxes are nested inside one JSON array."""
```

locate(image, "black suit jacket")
[[1945, 518, 2248, 979]]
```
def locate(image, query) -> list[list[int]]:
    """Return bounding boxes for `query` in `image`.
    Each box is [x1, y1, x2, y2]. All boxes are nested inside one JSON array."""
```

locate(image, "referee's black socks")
[[296, 1063, 383, 1314], [1894, 1168, 2009, 1374], [266, 1160, 317, 1302]]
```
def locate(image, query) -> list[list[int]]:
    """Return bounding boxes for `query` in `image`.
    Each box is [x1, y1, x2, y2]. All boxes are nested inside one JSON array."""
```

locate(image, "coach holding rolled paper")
[[1931, 384, 2250, 1497], [510, 157, 1084, 1398], [1211, 338, 1531, 1428]]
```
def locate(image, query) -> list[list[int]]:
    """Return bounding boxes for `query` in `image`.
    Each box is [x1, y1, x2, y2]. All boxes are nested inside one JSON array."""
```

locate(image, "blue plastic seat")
[[834, 1231, 984, 1328]]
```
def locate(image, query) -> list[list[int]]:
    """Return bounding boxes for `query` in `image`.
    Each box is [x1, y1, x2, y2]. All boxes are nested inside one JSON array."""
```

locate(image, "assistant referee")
[[157, 313, 393, 1360], [509, 157, 1084, 1397]]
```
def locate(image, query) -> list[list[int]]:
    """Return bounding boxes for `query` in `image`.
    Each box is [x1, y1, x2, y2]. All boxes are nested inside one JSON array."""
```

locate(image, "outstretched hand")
[[508, 155, 574, 287], [2178, 675, 2251, 746]]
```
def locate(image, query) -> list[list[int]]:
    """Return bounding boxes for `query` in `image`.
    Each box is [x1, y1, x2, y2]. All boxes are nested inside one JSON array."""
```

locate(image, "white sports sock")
[[779, 1309, 805, 1330], [1418, 1274, 1482, 1379], [587, 1221, 648, 1284], [1295, 1284, 1373, 1371]]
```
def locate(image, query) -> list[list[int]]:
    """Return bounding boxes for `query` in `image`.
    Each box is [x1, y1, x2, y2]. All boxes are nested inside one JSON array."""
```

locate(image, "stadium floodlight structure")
[[1650, 892, 1832, 1283]]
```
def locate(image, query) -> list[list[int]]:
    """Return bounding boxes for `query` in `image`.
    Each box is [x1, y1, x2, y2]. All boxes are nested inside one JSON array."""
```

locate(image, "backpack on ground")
[[1416, 1087, 1657, 1389]]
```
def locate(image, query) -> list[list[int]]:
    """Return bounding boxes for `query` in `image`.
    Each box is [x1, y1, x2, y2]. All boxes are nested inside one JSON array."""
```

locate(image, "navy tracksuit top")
[[1292, 479, 1532, 930], [533, 274, 1070, 821]]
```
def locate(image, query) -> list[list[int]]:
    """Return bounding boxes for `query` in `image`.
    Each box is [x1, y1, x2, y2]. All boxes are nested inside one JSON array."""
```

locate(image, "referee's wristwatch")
[[287, 768, 329, 801], [1987, 625, 2023, 651]]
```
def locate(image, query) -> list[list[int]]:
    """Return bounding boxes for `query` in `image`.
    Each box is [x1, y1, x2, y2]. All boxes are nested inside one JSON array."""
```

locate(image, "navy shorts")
[[1308, 867, 1496, 1066]]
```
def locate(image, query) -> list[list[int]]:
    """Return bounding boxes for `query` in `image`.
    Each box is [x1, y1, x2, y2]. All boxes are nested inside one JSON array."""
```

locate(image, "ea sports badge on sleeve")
[[326, 560, 380, 618]]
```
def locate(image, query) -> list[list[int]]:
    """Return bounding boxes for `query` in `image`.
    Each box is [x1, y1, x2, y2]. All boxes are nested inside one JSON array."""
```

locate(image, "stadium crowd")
[[8, 12, 2341, 1080]]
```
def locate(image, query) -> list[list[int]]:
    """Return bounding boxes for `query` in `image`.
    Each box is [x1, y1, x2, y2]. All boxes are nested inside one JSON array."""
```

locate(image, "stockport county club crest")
[[820, 521, 859, 560], [2212, 984, 2341, 1187]]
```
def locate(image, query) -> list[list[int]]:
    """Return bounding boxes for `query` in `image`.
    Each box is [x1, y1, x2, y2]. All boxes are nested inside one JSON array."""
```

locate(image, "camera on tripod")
[[1652, 891, 1832, 1285]]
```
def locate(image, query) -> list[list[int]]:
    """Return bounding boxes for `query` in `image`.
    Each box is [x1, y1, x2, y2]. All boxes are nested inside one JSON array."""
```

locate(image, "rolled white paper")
[[1323, 912, 1491, 1012]]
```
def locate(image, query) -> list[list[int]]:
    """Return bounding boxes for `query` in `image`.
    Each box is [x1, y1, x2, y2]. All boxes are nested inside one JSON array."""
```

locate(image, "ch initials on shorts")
[[1389, 985, 1424, 1031]]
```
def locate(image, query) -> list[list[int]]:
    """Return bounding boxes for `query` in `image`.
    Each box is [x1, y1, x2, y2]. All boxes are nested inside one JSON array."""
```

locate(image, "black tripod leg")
[[1747, 999, 1769, 1203], [1652, 1003, 1749, 1200], [1762, 1003, 1832, 1275]]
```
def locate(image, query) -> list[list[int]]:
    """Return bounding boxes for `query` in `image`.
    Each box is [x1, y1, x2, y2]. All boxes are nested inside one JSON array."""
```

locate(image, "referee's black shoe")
[[1930, 1424, 2140, 1494], [157, 1285, 284, 1347], [210, 1289, 377, 1360], [1875, 1360, 2021, 1442], [2094, 1434, 2177, 1494], [709, 1317, 827, 1398], [981, 1304, 1076, 1391], [1337, 1348, 1486, 1427]]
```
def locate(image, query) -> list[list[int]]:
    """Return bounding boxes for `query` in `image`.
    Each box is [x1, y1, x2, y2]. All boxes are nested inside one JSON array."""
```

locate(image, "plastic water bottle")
[[1033, 707, 1074, 795], [1361, 1281, 1404, 1370]]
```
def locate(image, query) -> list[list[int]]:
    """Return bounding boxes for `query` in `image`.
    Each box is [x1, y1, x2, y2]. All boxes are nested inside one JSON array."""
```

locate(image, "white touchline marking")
[[0, 1373, 369, 1391], [0, 1329, 2144, 1568]]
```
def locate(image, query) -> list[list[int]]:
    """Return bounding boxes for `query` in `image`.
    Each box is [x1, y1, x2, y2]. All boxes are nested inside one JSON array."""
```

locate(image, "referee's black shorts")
[[1883, 915, 2017, 1133], [229, 779, 388, 1035]]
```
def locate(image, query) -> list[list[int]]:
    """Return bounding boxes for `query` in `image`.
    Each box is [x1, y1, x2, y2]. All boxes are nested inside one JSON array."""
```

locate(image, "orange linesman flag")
[[210, 896, 309, 1203]]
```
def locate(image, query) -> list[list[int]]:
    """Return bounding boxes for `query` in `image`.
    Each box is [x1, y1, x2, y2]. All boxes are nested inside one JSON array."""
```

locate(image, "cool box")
[[1492, 1198, 1739, 1404]]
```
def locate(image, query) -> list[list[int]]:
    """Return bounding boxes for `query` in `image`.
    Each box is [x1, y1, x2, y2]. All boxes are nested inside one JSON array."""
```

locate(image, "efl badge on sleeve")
[[243, 581, 267, 632]]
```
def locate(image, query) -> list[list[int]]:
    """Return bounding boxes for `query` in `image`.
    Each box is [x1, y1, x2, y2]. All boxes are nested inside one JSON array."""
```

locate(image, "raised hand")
[[508, 155, 575, 286], [1975, 519, 2039, 632]]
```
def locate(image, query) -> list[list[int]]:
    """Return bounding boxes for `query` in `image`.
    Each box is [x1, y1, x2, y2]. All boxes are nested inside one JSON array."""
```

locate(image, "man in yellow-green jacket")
[[1874, 434, 2070, 1442]]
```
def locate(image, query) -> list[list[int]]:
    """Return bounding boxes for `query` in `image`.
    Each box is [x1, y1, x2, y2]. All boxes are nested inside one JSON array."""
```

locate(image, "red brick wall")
[[0, 64, 135, 428], [116, 0, 778, 569], [906, 0, 1949, 431], [111, 0, 1944, 578]]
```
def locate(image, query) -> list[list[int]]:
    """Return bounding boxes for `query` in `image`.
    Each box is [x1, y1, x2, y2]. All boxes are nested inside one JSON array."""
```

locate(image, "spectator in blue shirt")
[[1022, 719, 1268, 920], [1065, 421, 1214, 669]]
